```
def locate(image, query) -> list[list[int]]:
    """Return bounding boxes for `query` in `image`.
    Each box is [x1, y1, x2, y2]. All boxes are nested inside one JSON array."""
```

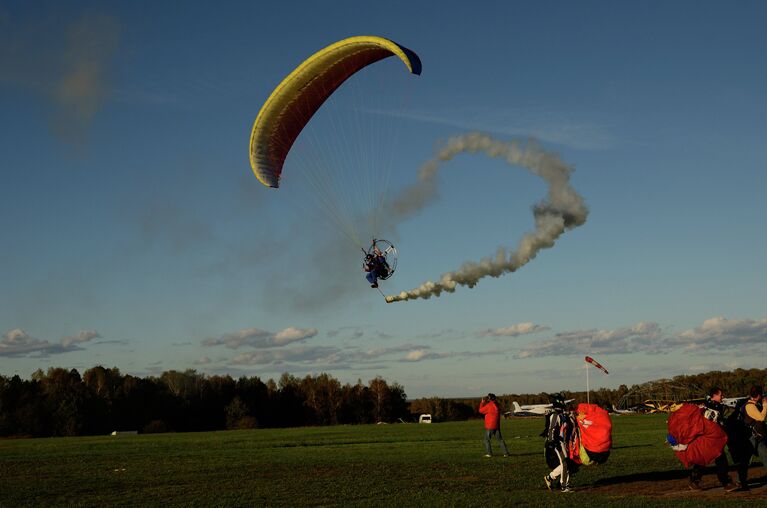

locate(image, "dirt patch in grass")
[[584, 466, 767, 500]]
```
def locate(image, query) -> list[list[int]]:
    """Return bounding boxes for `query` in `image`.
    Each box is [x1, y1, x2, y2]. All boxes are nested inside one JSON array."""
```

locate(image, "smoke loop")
[[385, 133, 588, 303]]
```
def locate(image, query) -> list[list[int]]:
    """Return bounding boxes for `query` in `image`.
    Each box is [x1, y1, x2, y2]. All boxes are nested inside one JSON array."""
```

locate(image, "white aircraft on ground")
[[511, 400, 574, 416], [609, 405, 639, 415], [722, 396, 748, 408]]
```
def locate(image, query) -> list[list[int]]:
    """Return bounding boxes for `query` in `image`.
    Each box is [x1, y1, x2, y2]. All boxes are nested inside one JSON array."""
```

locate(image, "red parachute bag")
[[576, 403, 612, 464], [667, 403, 727, 468]]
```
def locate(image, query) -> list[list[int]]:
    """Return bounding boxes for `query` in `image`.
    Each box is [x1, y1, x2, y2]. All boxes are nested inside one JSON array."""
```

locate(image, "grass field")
[[1, 414, 764, 507]]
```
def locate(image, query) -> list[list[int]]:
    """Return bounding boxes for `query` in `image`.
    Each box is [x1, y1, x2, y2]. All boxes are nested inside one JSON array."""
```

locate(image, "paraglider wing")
[[249, 36, 422, 188]]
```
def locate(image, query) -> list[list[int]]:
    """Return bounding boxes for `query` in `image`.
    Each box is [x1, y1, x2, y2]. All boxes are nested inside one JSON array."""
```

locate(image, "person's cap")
[[487, 393, 496, 401]]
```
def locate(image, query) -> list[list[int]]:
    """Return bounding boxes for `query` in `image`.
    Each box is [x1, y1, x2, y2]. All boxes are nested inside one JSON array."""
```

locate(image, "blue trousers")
[[366, 272, 377, 284], [484, 428, 509, 456]]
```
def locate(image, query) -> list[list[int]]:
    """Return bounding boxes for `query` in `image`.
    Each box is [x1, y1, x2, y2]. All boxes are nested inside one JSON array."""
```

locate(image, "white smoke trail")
[[384, 133, 588, 303]]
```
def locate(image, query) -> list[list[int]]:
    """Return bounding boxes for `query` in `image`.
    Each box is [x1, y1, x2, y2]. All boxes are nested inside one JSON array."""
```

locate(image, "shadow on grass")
[[612, 444, 654, 450], [593, 469, 688, 486], [505, 444, 654, 460], [594, 465, 767, 487]]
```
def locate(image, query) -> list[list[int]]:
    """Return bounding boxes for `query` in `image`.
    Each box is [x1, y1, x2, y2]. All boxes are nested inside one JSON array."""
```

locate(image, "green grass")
[[0, 415, 755, 507]]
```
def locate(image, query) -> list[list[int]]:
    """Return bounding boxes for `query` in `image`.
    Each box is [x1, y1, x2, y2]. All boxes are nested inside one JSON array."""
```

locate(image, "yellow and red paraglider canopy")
[[249, 35, 421, 188]]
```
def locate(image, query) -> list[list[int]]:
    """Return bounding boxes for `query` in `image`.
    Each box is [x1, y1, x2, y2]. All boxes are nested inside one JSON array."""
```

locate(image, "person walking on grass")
[[743, 385, 767, 465], [479, 393, 510, 458], [688, 387, 737, 492], [542, 393, 577, 493]]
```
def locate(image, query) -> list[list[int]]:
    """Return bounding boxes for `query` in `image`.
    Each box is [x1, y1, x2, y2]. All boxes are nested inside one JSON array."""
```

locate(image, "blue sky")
[[2, 1, 765, 397]]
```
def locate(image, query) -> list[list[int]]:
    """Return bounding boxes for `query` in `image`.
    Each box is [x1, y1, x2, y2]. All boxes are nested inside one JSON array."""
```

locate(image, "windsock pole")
[[584, 356, 608, 405]]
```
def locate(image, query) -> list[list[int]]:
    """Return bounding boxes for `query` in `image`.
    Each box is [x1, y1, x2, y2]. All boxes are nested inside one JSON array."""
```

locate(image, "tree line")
[[2, 366, 765, 437], [0, 367, 408, 437], [408, 368, 767, 421]]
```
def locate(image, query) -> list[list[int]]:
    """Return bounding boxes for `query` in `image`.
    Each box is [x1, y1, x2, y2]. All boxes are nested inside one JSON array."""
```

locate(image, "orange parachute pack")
[[667, 403, 727, 468], [571, 403, 612, 465]]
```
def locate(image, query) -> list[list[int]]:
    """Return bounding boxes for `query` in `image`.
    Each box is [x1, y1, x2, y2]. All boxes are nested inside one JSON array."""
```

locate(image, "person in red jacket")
[[479, 393, 509, 457]]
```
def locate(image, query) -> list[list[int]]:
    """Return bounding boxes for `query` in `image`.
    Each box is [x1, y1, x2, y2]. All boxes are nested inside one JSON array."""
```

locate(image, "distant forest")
[[0, 368, 408, 437], [1, 366, 765, 437], [412, 367, 767, 422]]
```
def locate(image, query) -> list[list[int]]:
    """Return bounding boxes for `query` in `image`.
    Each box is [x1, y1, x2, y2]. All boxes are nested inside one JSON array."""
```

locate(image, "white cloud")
[[203, 327, 318, 350], [402, 349, 450, 362], [0, 329, 50, 356], [481, 322, 549, 337], [513, 317, 765, 359], [404, 350, 427, 361], [273, 327, 318, 345], [230, 346, 339, 366], [516, 322, 665, 358], [225, 342, 436, 368], [0, 328, 101, 357], [676, 317, 767, 351], [214, 317, 767, 371], [203, 328, 267, 348], [61, 330, 100, 347]]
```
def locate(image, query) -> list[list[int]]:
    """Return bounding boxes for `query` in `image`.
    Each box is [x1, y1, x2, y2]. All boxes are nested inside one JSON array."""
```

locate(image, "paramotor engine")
[[365, 239, 397, 281]]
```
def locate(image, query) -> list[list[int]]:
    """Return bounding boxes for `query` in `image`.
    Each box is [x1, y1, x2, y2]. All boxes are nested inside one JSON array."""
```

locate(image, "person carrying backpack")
[[726, 397, 754, 491], [688, 388, 736, 491], [542, 393, 577, 493]]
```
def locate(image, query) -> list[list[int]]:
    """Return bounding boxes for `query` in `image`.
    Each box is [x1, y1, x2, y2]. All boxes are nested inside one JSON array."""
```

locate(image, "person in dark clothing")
[[725, 397, 754, 491], [688, 387, 736, 491], [364, 245, 389, 288], [743, 385, 767, 461], [542, 393, 577, 493], [739, 384, 767, 488]]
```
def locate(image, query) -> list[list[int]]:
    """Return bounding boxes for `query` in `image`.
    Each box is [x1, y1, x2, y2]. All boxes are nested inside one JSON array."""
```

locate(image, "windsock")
[[585, 356, 608, 375]]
